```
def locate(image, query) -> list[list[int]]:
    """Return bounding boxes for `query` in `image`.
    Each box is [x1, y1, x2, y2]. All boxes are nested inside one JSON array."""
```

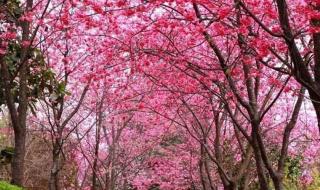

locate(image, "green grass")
[[0, 181, 22, 190]]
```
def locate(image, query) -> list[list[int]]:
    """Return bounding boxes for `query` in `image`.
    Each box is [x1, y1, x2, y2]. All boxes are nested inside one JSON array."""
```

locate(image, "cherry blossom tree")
[[1, 0, 320, 189], [0, 0, 54, 185]]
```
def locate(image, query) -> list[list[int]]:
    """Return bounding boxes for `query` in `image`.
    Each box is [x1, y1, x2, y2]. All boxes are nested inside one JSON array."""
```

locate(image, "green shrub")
[[0, 181, 22, 190]]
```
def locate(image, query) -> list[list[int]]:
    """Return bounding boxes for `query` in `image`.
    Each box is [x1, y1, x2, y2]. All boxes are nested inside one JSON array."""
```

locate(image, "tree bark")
[[11, 129, 26, 186], [199, 144, 216, 190], [9, 0, 33, 186], [49, 139, 62, 190], [251, 127, 270, 190], [92, 98, 104, 190]]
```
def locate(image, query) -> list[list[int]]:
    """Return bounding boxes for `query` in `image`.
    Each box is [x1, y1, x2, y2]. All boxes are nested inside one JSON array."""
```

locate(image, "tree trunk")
[[49, 156, 60, 190], [11, 128, 26, 186], [251, 128, 270, 190], [239, 175, 250, 190], [9, 0, 33, 186], [92, 123, 101, 190], [252, 122, 284, 190], [92, 97, 104, 190], [49, 140, 62, 190], [0, 58, 27, 187], [199, 162, 208, 190], [309, 92, 320, 133]]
